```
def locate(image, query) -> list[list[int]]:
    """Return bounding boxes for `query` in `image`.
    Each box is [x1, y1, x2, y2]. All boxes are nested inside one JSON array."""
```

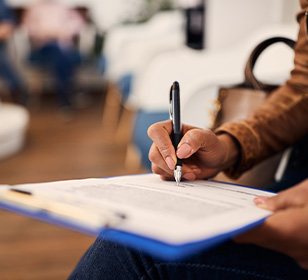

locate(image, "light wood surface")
[[0, 94, 144, 280]]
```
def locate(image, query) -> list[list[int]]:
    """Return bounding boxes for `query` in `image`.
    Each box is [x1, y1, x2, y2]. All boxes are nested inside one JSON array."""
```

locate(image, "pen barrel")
[[172, 131, 183, 166], [176, 157, 182, 167]]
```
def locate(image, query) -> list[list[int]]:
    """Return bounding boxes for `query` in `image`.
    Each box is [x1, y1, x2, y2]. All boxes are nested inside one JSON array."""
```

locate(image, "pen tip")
[[174, 167, 182, 186]]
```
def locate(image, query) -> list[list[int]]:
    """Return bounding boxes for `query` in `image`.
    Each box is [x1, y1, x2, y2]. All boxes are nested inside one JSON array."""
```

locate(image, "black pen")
[[169, 81, 182, 186]]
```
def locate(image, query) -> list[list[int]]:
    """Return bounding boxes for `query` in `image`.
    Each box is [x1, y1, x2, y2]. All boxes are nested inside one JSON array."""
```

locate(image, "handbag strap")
[[244, 36, 295, 92]]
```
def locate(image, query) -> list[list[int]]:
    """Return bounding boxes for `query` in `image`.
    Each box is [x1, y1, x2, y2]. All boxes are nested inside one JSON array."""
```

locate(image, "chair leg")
[[27, 71, 44, 109], [115, 106, 135, 144], [125, 143, 141, 171], [101, 82, 122, 142], [116, 106, 142, 170], [101, 81, 142, 171]]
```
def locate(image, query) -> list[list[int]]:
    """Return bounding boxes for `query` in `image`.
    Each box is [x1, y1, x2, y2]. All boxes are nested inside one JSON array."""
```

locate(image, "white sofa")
[[0, 102, 29, 160], [128, 23, 297, 125], [104, 10, 185, 82]]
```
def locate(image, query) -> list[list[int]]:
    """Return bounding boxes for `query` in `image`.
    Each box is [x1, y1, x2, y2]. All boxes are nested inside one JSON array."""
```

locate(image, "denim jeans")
[[0, 47, 28, 104], [69, 237, 308, 280], [29, 42, 81, 107]]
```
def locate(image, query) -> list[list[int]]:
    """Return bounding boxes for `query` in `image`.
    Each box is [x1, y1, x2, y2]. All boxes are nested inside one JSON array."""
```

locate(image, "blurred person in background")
[[69, 0, 308, 279], [23, 0, 84, 109], [0, 0, 28, 105]]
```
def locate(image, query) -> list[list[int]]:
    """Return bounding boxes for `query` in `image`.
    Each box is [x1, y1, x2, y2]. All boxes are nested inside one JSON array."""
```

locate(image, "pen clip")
[[169, 85, 173, 121]]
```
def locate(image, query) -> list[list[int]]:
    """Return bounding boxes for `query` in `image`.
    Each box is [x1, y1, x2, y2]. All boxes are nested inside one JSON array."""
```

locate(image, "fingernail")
[[177, 143, 192, 158], [254, 196, 269, 208], [165, 156, 175, 170]]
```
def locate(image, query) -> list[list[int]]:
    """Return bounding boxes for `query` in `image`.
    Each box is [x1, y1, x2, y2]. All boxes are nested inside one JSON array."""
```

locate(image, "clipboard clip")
[[1, 188, 127, 229]]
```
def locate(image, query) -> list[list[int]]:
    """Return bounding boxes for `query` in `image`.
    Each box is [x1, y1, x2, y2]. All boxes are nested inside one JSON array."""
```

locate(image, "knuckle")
[[147, 120, 170, 139], [151, 164, 169, 177], [148, 145, 159, 163], [147, 124, 158, 139], [159, 144, 172, 158], [203, 129, 218, 146], [186, 128, 215, 150], [187, 130, 200, 144], [151, 164, 160, 174], [148, 151, 155, 163]]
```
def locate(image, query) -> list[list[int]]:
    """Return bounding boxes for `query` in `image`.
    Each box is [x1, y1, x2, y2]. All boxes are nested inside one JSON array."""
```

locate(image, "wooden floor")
[[0, 93, 144, 279]]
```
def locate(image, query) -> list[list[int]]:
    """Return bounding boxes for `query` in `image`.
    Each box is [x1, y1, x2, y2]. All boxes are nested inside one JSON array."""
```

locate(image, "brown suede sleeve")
[[216, 0, 308, 178]]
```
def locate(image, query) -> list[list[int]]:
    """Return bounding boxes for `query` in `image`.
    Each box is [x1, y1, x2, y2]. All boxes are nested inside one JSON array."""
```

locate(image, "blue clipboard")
[[0, 198, 266, 261]]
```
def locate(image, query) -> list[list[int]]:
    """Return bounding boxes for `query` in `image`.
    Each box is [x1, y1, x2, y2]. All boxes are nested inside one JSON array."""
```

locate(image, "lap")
[[69, 236, 308, 280]]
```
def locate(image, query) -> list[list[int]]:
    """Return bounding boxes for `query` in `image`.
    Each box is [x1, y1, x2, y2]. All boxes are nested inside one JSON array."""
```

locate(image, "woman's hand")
[[236, 179, 308, 269], [147, 120, 239, 181]]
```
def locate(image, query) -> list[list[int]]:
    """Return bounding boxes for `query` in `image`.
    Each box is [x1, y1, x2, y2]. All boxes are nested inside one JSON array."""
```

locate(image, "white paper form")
[[3, 174, 274, 245]]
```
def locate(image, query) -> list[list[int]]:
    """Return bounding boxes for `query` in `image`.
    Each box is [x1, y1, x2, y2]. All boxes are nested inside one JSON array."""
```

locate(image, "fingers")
[[149, 143, 203, 180], [147, 121, 176, 170], [238, 180, 308, 269], [151, 163, 173, 180], [148, 121, 223, 180], [235, 206, 308, 267], [235, 210, 292, 247], [234, 222, 275, 248], [254, 180, 308, 211], [149, 144, 172, 174], [148, 122, 215, 165]]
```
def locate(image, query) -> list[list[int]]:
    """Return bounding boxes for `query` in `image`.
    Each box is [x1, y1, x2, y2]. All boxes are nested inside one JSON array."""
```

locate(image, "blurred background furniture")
[[129, 23, 297, 170], [0, 1, 301, 279], [2, 0, 299, 169], [101, 9, 185, 138], [0, 101, 29, 159], [95, 0, 299, 171], [103, 10, 185, 82], [3, 5, 105, 106]]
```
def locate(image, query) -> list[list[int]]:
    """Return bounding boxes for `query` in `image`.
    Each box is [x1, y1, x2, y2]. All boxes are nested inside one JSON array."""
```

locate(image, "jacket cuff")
[[215, 121, 261, 178]]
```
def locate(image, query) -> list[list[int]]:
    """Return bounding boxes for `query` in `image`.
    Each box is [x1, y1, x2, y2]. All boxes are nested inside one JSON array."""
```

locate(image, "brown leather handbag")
[[214, 36, 295, 127], [213, 37, 295, 187]]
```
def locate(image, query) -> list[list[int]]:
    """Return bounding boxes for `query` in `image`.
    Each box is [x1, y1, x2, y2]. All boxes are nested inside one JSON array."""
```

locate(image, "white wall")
[[8, 0, 88, 6], [91, 0, 146, 30], [281, 0, 299, 23], [205, 0, 299, 50], [7, 0, 146, 31], [7, 0, 300, 34]]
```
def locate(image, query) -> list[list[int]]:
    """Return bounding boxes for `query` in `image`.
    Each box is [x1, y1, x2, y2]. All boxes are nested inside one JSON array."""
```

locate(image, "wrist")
[[217, 133, 240, 170]]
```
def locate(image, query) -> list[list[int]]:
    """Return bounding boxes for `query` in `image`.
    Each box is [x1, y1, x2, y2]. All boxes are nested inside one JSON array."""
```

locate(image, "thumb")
[[254, 184, 307, 211], [176, 128, 217, 159]]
